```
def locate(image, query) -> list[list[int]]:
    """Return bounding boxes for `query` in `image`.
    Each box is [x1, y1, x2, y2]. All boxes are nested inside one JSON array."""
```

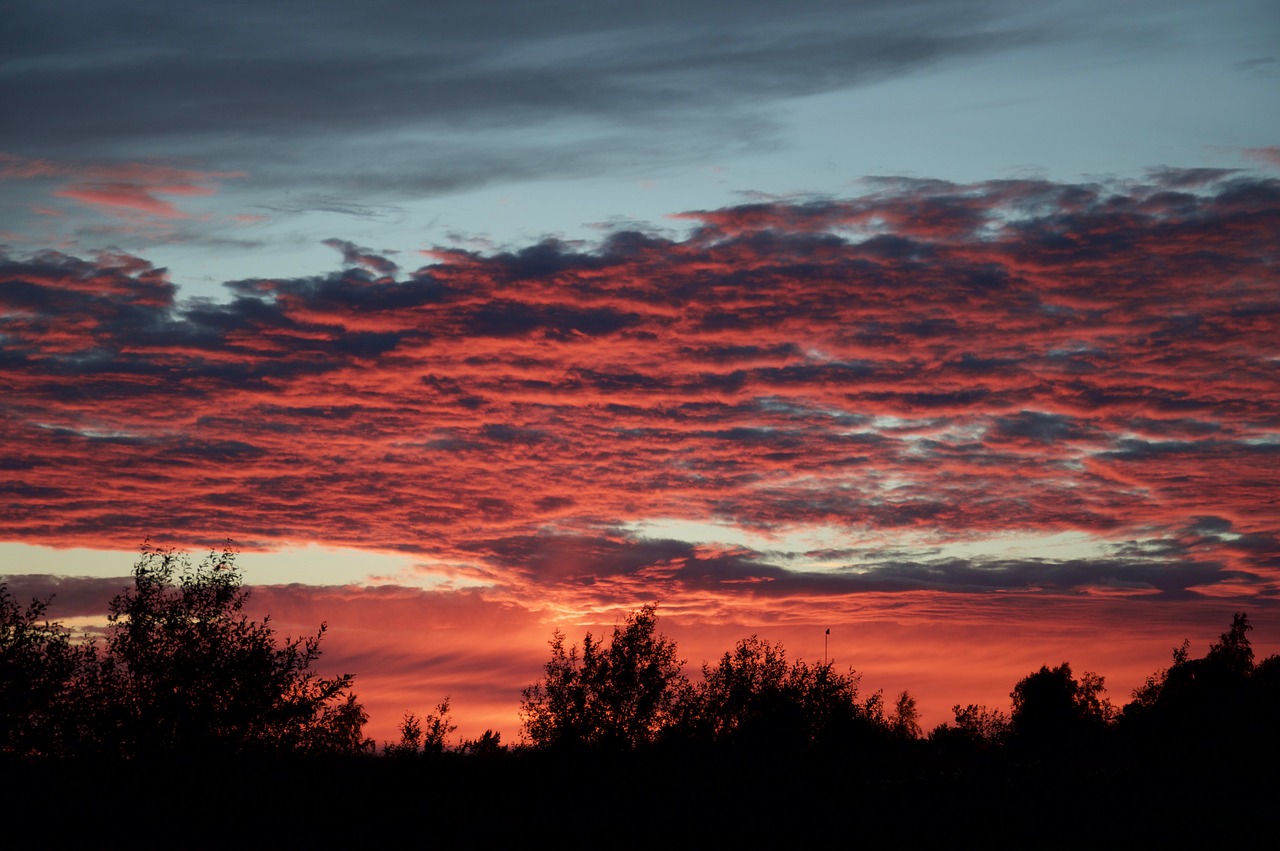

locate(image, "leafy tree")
[[1009, 662, 1113, 750], [385, 698, 456, 756], [385, 711, 425, 756], [1130, 614, 1258, 713], [1206, 611, 1254, 675], [1122, 612, 1277, 762], [0, 585, 95, 756], [695, 635, 791, 742], [520, 604, 687, 750], [946, 703, 1012, 745], [926, 703, 1011, 764], [460, 729, 505, 756], [786, 654, 884, 748], [890, 690, 922, 740], [1128, 614, 1256, 716], [519, 628, 588, 747], [417, 698, 457, 754], [692, 635, 884, 749], [99, 542, 370, 756]]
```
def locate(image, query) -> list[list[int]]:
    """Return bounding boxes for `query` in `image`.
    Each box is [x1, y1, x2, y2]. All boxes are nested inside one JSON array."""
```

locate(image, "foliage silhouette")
[[688, 634, 887, 750], [0, 585, 95, 756], [520, 603, 687, 750], [459, 729, 506, 756], [930, 703, 1012, 747], [889, 689, 923, 739], [1127, 613, 1251, 721], [97, 540, 371, 752], [385, 698, 456, 756], [1122, 611, 1279, 768], [2, 542, 370, 758], [98, 542, 371, 756], [519, 611, 900, 754], [6, 556, 1279, 844], [1008, 662, 1113, 751], [4, 576, 1279, 843]]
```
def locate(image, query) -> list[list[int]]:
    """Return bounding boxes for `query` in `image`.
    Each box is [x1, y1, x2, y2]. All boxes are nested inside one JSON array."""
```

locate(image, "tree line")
[[3, 545, 1278, 767]]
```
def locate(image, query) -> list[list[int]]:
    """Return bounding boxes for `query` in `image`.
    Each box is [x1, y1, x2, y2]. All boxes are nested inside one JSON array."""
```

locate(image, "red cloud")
[[2, 152, 243, 220], [53, 182, 212, 218], [1, 171, 1277, 609]]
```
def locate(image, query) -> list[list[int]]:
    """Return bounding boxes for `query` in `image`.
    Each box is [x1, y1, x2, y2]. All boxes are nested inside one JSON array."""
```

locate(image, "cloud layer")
[[5, 0, 1272, 272], [3, 171, 1277, 607], [1, 1, 1040, 170]]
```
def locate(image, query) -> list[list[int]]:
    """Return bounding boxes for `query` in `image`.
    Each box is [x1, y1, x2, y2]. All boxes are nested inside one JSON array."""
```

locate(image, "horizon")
[[5, 542, 1278, 744]]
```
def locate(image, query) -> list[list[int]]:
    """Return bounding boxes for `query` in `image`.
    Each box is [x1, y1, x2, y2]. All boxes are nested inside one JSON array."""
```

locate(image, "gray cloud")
[[0, 574, 131, 619], [468, 525, 1247, 601], [1, 1, 1048, 189]]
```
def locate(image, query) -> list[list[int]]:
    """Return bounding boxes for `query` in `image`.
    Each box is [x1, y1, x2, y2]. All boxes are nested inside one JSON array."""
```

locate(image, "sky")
[[2, 0, 1279, 742]]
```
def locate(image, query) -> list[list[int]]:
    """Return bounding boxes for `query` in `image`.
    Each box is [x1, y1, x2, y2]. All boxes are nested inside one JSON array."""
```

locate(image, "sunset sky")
[[3, 0, 1278, 742]]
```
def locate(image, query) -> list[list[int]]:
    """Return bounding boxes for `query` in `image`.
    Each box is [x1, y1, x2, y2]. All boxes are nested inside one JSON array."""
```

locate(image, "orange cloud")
[[0, 171, 1277, 617]]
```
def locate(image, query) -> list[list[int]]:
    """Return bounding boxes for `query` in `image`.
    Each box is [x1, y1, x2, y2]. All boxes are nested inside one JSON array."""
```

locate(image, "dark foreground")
[[3, 742, 1273, 847]]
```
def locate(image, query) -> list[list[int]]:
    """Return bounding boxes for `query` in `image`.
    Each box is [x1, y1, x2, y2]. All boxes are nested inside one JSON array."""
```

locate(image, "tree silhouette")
[[9, 545, 1278, 841], [1009, 662, 1112, 750], [520, 603, 687, 750], [1, 585, 95, 756], [459, 729, 505, 756], [691, 635, 886, 750], [890, 690, 922, 740], [385, 698, 456, 756], [931, 703, 1011, 746], [1122, 612, 1278, 766], [97, 542, 370, 756], [1206, 611, 1254, 675], [694, 635, 791, 743]]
